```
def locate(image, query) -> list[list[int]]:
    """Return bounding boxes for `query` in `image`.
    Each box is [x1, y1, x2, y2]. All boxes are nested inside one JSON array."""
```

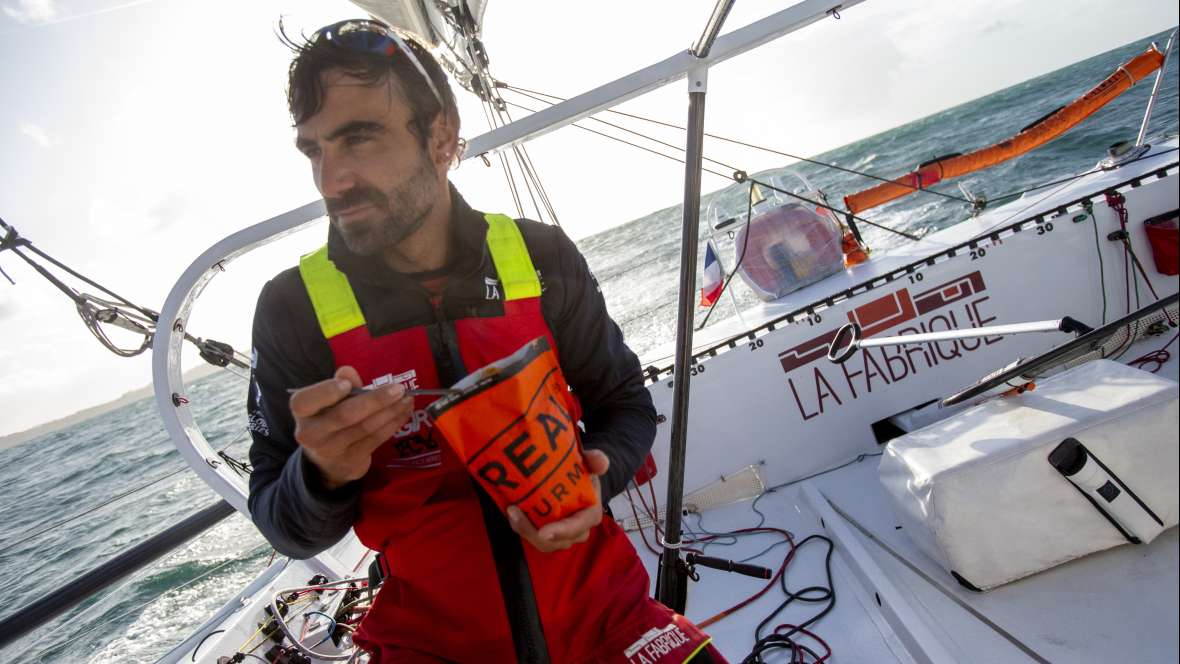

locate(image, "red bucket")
[[1143, 210, 1179, 276]]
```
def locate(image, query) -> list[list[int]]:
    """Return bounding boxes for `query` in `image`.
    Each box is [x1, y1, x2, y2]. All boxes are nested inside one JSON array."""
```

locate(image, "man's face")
[[295, 70, 442, 256]]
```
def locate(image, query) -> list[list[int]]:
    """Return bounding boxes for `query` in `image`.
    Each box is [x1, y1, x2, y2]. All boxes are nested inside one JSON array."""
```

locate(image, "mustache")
[[325, 186, 387, 216]]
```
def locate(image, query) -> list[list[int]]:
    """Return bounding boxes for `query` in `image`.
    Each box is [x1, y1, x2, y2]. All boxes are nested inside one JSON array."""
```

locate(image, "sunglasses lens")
[[314, 20, 445, 108], [327, 25, 394, 55]]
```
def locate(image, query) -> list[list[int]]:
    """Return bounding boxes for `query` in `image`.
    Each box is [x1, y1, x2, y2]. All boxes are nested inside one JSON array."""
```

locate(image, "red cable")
[[774, 623, 833, 662], [624, 485, 663, 555], [1129, 333, 1178, 373], [696, 527, 796, 628]]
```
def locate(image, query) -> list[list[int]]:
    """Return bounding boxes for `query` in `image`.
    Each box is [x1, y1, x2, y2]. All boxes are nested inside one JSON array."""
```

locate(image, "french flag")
[[700, 240, 723, 307]]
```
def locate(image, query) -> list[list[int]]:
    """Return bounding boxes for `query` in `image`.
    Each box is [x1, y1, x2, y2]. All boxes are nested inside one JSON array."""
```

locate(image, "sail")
[[348, 0, 488, 46]]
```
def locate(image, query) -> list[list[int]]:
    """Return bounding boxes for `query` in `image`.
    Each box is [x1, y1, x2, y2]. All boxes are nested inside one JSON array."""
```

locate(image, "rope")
[[1, 217, 156, 320], [0, 217, 250, 368]]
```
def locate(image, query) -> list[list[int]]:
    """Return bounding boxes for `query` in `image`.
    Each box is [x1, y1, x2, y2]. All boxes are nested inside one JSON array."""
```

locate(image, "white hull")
[[161, 141, 1180, 664], [628, 147, 1179, 509]]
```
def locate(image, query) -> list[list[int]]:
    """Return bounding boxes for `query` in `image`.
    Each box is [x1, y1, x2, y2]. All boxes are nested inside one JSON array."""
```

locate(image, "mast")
[[655, 0, 737, 612]]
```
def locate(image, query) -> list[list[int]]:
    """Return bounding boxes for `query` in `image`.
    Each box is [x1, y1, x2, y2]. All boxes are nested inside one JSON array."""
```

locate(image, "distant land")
[[0, 364, 223, 451]]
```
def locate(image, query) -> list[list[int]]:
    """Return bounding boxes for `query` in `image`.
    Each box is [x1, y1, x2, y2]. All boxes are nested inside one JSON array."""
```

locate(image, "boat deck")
[[627, 343, 1179, 663]]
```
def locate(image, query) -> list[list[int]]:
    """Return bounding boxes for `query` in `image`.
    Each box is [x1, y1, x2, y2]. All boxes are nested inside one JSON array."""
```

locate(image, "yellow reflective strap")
[[680, 638, 713, 664], [298, 245, 366, 339], [484, 213, 541, 301]]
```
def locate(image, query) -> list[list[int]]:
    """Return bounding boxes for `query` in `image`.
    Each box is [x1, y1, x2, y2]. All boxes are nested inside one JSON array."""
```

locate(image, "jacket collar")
[[325, 183, 490, 287]]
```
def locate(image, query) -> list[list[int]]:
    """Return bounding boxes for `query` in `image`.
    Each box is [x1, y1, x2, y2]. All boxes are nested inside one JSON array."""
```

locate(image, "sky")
[[0, 0, 1177, 437]]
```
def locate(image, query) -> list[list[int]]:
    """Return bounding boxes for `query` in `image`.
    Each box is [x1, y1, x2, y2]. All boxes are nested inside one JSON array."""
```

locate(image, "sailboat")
[[1, 1, 1176, 662]]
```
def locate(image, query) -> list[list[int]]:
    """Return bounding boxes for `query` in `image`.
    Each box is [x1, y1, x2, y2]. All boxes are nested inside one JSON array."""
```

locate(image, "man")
[[247, 19, 724, 663]]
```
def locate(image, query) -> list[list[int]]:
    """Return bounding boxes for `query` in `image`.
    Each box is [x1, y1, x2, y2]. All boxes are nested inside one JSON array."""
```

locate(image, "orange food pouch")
[[426, 336, 596, 528]]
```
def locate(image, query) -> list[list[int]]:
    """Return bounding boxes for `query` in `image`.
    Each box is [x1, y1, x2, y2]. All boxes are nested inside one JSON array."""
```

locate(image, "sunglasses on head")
[[314, 19, 445, 110]]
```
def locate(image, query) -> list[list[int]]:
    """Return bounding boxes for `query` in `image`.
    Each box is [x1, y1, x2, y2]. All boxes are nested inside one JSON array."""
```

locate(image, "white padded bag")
[[879, 360, 1179, 590]]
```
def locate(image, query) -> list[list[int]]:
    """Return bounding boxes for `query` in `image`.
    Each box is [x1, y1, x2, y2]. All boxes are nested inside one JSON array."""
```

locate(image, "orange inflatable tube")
[[843, 46, 1165, 215]]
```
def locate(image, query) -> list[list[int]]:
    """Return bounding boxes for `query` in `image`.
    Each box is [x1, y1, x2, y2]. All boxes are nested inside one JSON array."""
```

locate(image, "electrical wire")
[[694, 527, 797, 629], [742, 535, 837, 664], [262, 579, 373, 661], [1083, 204, 1109, 325], [301, 610, 339, 647], [1128, 332, 1178, 373], [750, 452, 885, 521], [191, 629, 226, 661], [624, 484, 662, 555]]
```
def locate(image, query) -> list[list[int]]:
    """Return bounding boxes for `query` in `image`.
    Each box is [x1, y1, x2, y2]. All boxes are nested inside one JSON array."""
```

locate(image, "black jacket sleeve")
[[542, 227, 657, 502], [246, 273, 362, 559]]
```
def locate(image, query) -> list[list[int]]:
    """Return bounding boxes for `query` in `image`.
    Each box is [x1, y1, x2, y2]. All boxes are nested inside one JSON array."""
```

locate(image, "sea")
[[0, 30, 1176, 663]]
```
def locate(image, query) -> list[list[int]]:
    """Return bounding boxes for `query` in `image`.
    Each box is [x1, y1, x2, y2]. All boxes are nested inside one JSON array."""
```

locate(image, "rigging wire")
[[1, 216, 250, 369], [989, 146, 1179, 204], [977, 148, 1180, 239], [1, 216, 157, 321], [462, 41, 564, 227], [503, 106, 564, 225], [487, 87, 546, 222], [502, 98, 722, 174], [498, 83, 976, 206], [749, 177, 921, 241], [697, 182, 756, 330], [498, 97, 921, 245], [479, 99, 526, 218], [500, 87, 745, 174]]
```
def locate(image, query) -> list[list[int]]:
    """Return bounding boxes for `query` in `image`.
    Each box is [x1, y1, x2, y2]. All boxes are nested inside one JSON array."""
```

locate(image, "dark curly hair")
[[281, 20, 459, 148]]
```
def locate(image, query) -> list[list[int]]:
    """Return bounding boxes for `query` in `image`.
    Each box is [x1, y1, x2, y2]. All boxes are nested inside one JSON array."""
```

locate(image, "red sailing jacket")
[[296, 213, 715, 663]]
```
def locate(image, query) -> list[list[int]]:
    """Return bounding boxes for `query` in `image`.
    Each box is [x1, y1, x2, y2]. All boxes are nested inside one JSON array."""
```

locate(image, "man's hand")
[[506, 449, 610, 552], [289, 366, 413, 490]]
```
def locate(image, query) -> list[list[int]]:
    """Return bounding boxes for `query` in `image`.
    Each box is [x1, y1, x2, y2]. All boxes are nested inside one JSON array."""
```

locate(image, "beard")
[[326, 150, 439, 257]]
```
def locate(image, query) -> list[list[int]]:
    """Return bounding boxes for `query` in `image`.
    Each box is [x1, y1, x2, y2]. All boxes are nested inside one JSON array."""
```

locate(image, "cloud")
[[145, 192, 190, 232], [2, 0, 156, 31], [0, 288, 16, 319], [980, 19, 1015, 36], [19, 122, 56, 148], [1, 0, 57, 24]]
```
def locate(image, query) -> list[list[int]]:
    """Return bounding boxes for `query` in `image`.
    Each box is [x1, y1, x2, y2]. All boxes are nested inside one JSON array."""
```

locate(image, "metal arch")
[[150, 199, 326, 516], [148, 0, 871, 580], [463, 0, 866, 160]]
